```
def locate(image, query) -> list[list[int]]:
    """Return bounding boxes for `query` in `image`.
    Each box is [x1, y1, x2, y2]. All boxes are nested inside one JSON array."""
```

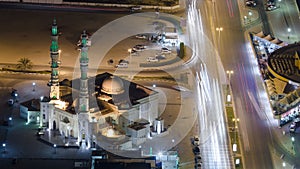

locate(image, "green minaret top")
[[52, 18, 57, 36], [80, 31, 89, 62]]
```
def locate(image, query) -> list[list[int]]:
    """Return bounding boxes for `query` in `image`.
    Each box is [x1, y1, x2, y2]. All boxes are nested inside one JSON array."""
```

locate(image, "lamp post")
[[226, 70, 234, 83], [32, 82, 36, 92], [287, 27, 291, 39], [54, 144, 57, 154], [291, 137, 295, 150], [2, 143, 6, 153], [216, 27, 223, 51], [232, 118, 239, 143], [128, 48, 132, 61]]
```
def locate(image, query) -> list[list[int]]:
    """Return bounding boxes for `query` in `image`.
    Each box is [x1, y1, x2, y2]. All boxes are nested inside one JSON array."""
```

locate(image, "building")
[[21, 19, 160, 150]]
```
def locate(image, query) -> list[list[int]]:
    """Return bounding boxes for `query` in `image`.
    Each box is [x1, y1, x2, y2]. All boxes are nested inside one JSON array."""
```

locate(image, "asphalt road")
[[208, 0, 274, 168]]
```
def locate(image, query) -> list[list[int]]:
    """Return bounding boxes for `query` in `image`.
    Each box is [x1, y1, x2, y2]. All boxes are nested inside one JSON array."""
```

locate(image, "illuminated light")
[[227, 95, 231, 102], [153, 84, 156, 88], [157, 152, 163, 157], [2, 143, 6, 147], [54, 144, 57, 148], [106, 128, 114, 137], [235, 158, 240, 165], [283, 162, 286, 167], [8, 117, 12, 121], [233, 144, 237, 152]]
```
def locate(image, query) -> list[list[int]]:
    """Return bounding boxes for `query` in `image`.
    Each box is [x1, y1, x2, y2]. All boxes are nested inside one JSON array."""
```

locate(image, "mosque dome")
[[101, 76, 124, 95]]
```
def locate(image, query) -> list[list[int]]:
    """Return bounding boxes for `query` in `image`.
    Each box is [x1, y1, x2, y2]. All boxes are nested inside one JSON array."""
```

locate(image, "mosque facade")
[[36, 19, 160, 149]]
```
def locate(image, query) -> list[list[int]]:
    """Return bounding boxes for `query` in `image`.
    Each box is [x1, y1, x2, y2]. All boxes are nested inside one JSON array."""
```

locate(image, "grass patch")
[[1, 68, 51, 74]]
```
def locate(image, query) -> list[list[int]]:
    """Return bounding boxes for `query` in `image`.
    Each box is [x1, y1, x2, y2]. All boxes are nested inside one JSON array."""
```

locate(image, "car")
[[194, 162, 202, 169], [36, 131, 45, 136], [266, 5, 277, 11], [115, 62, 128, 68], [147, 57, 159, 62], [155, 54, 166, 60], [193, 146, 200, 154], [161, 47, 171, 54], [133, 44, 146, 51], [290, 118, 300, 133], [119, 59, 129, 64], [193, 135, 200, 146], [195, 154, 202, 162], [131, 6, 142, 11], [246, 0, 256, 7], [135, 34, 147, 39], [8, 99, 14, 106]]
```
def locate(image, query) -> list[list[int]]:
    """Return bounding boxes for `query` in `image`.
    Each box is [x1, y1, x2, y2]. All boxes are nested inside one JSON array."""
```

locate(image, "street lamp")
[[32, 82, 36, 91], [216, 27, 223, 50], [232, 118, 239, 143], [226, 70, 234, 83], [292, 137, 295, 150], [128, 48, 132, 61], [287, 28, 292, 39], [54, 144, 57, 154], [2, 143, 6, 153]]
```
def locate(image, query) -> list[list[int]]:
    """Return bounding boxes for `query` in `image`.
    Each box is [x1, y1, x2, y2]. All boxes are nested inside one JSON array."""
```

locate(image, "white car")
[[135, 34, 147, 39], [147, 57, 159, 62], [193, 135, 200, 146], [161, 47, 171, 54], [8, 99, 14, 106], [115, 62, 128, 68], [131, 6, 142, 11]]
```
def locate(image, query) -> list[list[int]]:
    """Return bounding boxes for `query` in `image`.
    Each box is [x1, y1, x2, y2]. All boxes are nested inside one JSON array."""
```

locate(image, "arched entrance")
[[53, 120, 56, 130]]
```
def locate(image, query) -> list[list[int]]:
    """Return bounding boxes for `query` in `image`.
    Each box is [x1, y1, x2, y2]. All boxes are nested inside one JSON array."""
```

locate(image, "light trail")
[[187, 0, 234, 168]]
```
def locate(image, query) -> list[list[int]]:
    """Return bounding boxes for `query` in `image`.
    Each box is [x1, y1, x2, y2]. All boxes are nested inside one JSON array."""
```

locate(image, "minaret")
[[49, 18, 60, 99], [78, 30, 91, 148]]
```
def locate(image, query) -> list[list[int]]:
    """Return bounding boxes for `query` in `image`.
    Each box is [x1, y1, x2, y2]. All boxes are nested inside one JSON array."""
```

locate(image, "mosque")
[[20, 19, 161, 149]]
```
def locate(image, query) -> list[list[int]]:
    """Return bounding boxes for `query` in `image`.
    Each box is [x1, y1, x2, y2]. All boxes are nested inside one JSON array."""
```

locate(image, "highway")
[[215, 0, 276, 168], [190, 0, 275, 168]]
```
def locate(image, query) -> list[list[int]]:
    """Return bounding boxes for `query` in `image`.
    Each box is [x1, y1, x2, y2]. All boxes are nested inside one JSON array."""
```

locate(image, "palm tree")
[[16, 57, 33, 70]]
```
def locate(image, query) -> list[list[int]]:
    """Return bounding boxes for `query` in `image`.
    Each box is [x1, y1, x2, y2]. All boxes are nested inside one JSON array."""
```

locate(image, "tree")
[[16, 57, 33, 70]]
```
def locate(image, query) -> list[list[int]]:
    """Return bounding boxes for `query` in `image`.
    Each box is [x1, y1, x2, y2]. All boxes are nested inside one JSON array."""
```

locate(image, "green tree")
[[16, 57, 33, 70]]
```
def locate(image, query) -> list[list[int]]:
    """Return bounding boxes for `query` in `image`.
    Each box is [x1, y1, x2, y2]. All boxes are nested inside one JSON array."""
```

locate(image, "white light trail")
[[187, 0, 233, 168]]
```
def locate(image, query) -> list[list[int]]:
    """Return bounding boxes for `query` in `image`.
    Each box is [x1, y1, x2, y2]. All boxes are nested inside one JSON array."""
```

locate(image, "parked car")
[[194, 162, 202, 169], [115, 62, 128, 68], [119, 59, 129, 64], [135, 34, 147, 39], [8, 99, 14, 106], [131, 6, 142, 11], [147, 57, 159, 62], [246, 0, 257, 7], [193, 135, 200, 146], [290, 118, 300, 133], [193, 146, 200, 154], [155, 54, 166, 60], [195, 154, 202, 162], [161, 47, 171, 54], [133, 44, 146, 51]]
